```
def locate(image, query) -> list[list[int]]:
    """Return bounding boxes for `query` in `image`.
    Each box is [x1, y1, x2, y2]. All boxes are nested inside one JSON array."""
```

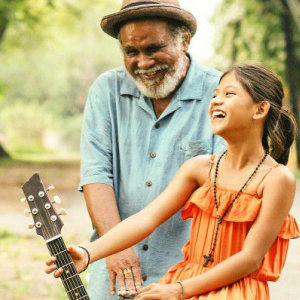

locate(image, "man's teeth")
[[135, 65, 169, 76], [146, 71, 157, 76], [212, 111, 226, 119]]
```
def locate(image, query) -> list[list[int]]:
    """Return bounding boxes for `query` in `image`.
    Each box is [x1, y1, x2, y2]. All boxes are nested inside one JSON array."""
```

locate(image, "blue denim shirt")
[[80, 56, 225, 299]]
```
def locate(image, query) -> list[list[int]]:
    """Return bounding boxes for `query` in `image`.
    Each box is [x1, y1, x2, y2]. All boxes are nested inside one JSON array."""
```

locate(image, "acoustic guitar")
[[21, 173, 90, 300]]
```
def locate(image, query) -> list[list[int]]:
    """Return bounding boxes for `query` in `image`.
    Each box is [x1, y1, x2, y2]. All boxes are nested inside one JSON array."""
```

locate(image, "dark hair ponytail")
[[221, 63, 298, 165]]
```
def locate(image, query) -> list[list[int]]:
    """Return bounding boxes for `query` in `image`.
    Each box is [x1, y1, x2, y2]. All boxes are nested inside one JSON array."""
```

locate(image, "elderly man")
[[80, 0, 224, 299]]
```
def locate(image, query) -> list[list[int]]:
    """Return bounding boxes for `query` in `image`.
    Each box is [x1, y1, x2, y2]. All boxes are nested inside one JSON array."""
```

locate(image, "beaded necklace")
[[203, 150, 268, 267]]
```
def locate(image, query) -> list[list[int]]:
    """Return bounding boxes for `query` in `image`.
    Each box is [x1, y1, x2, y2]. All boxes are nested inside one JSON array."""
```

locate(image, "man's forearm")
[[83, 183, 121, 236]]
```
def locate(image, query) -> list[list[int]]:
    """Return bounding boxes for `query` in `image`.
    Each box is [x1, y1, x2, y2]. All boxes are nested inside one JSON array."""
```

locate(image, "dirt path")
[[0, 161, 299, 299]]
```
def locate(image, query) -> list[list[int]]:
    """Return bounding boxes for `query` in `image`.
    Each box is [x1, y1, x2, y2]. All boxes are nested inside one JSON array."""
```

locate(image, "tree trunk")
[[231, 20, 241, 64], [0, 144, 10, 158], [0, 12, 9, 46], [281, 0, 300, 168]]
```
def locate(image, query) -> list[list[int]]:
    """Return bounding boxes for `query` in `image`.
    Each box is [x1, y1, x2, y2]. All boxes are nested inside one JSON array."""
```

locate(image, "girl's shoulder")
[[258, 157, 296, 199], [263, 155, 295, 183], [184, 154, 214, 186]]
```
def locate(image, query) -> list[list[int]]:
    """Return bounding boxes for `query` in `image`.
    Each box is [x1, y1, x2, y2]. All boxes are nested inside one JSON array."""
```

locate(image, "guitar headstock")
[[22, 173, 65, 241]]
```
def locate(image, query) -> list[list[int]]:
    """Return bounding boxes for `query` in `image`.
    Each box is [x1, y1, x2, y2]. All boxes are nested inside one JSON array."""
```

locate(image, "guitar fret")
[[54, 249, 68, 256], [48, 238, 89, 298], [67, 285, 85, 294], [76, 296, 90, 300], [62, 276, 84, 296], [61, 262, 74, 268], [63, 274, 80, 282]]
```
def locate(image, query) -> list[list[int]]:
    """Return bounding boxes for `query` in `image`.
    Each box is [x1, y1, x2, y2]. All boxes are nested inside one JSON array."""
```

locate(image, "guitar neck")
[[47, 236, 90, 300]]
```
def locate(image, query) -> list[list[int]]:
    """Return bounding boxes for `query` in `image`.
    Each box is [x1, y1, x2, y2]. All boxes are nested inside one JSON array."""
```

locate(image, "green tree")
[[0, 0, 121, 156], [213, 0, 300, 167], [0, 0, 57, 157]]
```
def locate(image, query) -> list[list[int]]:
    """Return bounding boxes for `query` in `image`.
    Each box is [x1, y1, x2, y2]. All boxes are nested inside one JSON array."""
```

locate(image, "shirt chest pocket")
[[180, 139, 212, 160]]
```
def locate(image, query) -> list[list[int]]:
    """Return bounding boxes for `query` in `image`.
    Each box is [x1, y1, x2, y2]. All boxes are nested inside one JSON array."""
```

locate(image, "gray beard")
[[128, 54, 187, 99]]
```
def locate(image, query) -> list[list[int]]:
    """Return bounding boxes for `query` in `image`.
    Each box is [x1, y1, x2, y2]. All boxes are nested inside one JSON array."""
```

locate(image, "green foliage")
[[0, 0, 122, 155], [211, 0, 299, 79], [212, 0, 300, 168], [0, 229, 15, 239], [0, 101, 52, 153]]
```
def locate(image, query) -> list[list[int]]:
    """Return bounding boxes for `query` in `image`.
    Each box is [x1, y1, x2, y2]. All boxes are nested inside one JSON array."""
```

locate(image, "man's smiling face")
[[119, 19, 190, 99]]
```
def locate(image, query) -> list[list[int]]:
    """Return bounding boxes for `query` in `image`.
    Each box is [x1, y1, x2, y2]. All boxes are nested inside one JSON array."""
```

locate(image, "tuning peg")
[[59, 208, 67, 216], [24, 209, 31, 217], [20, 197, 27, 203], [28, 222, 42, 229], [47, 185, 55, 191], [52, 196, 61, 204], [28, 223, 35, 229]]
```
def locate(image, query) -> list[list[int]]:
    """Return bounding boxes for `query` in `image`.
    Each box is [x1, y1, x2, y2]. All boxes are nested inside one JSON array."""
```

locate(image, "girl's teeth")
[[212, 111, 226, 119]]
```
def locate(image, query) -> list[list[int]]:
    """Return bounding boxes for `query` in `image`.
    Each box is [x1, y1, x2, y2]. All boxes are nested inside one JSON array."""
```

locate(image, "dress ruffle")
[[278, 214, 299, 239], [182, 181, 262, 222]]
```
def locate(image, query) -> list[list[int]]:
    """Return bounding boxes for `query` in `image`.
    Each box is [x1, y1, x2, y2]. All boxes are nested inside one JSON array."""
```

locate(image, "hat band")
[[122, 1, 159, 10]]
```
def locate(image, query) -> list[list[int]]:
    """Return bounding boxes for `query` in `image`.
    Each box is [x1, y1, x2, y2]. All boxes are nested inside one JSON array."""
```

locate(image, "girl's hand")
[[135, 283, 181, 300], [45, 245, 88, 277]]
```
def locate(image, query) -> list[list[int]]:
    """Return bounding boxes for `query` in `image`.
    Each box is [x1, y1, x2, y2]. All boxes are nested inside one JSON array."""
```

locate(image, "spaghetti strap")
[[207, 155, 215, 181], [254, 164, 280, 193]]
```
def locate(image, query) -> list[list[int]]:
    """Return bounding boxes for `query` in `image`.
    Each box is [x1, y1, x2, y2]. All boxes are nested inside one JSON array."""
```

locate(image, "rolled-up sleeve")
[[79, 77, 113, 191]]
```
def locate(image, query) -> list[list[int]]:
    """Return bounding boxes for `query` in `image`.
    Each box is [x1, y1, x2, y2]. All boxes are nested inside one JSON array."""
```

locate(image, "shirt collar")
[[173, 55, 203, 101], [120, 55, 203, 100]]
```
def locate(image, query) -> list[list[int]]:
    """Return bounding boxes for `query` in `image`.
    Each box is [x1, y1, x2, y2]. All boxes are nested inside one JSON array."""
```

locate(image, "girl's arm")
[[135, 165, 296, 299], [46, 155, 208, 274], [87, 155, 203, 263]]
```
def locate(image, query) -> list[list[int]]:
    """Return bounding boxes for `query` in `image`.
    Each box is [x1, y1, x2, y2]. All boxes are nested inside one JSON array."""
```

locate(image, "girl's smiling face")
[[209, 71, 262, 138]]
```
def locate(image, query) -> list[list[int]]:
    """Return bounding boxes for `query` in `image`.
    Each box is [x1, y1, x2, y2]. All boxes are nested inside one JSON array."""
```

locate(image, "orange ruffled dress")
[[159, 166, 299, 299]]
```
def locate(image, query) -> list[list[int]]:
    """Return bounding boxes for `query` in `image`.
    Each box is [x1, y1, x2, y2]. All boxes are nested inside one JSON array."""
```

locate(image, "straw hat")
[[101, 0, 197, 39]]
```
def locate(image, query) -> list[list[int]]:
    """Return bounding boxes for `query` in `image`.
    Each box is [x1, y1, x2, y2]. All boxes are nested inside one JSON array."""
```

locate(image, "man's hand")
[[106, 248, 142, 296], [135, 283, 182, 300]]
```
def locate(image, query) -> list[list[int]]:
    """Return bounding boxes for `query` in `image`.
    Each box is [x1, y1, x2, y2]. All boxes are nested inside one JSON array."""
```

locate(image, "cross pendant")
[[203, 254, 214, 267]]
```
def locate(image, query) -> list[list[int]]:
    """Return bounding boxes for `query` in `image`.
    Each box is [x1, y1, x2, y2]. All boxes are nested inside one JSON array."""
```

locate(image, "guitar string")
[[34, 209, 77, 300], [26, 185, 87, 300], [50, 239, 88, 299], [47, 239, 77, 300], [39, 193, 77, 300], [30, 196, 53, 248], [39, 225, 76, 300], [35, 188, 88, 299], [57, 238, 88, 297], [40, 193, 87, 298], [54, 239, 85, 297]]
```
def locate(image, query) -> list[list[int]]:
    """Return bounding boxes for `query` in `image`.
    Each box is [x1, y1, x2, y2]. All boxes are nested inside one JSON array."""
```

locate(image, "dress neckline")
[[203, 180, 261, 198]]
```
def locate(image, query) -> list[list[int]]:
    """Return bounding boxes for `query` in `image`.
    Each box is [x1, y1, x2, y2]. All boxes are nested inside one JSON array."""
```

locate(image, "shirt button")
[[146, 181, 152, 187], [142, 244, 149, 251], [150, 152, 156, 158], [142, 274, 148, 281], [155, 123, 160, 129]]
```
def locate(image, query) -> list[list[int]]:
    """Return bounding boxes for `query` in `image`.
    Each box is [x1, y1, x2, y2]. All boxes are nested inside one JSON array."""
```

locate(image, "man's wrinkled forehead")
[[118, 18, 171, 42]]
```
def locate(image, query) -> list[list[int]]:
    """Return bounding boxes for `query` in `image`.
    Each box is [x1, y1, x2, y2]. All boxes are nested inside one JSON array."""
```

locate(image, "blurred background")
[[0, 0, 299, 299]]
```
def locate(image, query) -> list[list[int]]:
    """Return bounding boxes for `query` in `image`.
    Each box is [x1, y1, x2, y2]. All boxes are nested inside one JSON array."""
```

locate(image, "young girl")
[[46, 64, 299, 299]]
